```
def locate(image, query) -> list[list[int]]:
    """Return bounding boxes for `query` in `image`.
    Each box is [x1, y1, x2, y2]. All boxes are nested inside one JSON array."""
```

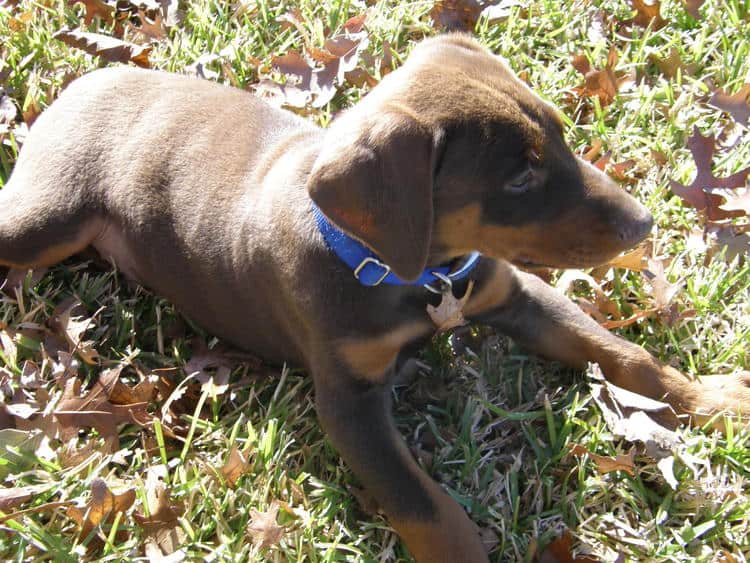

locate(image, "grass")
[[1, 0, 749, 561]]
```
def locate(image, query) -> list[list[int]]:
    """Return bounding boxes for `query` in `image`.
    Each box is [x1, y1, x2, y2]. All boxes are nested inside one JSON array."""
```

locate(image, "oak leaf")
[[68, 478, 136, 539], [669, 127, 750, 220], [426, 280, 474, 332], [710, 84, 750, 127], [55, 367, 152, 446], [48, 298, 99, 365], [623, 0, 666, 30], [429, 0, 482, 31], [134, 466, 185, 559], [568, 443, 636, 475], [54, 28, 152, 68], [220, 445, 252, 488], [68, 0, 116, 26], [539, 531, 600, 563], [247, 501, 285, 550], [571, 48, 631, 107], [648, 47, 696, 79], [684, 0, 706, 19]]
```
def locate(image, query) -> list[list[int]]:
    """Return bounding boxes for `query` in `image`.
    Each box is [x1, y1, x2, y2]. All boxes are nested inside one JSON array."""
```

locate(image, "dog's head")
[[308, 34, 652, 281]]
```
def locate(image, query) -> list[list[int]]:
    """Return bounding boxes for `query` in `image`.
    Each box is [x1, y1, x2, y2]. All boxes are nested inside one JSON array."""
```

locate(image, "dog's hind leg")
[[0, 172, 103, 270]]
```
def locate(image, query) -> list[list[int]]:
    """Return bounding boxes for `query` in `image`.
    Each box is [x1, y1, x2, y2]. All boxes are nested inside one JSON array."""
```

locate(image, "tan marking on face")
[[434, 204, 483, 255], [336, 322, 432, 380], [463, 260, 515, 318], [477, 216, 627, 268]]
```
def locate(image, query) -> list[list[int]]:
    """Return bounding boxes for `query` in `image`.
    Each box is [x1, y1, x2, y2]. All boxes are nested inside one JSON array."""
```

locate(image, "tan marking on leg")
[[0, 219, 104, 269], [336, 322, 432, 380], [392, 480, 488, 563]]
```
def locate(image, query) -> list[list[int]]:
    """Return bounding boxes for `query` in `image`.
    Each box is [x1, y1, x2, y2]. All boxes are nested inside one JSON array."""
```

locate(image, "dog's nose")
[[617, 206, 653, 245]]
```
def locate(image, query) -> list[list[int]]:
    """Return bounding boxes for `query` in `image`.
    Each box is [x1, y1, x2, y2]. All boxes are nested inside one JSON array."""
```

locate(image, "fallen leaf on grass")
[[556, 270, 619, 323], [134, 466, 185, 560], [643, 258, 682, 312], [68, 0, 117, 27], [54, 29, 152, 68], [68, 478, 136, 539], [710, 84, 750, 127], [429, 0, 482, 31], [588, 364, 682, 487], [133, 9, 166, 41], [184, 339, 237, 400], [622, 0, 666, 30], [648, 48, 696, 79], [253, 19, 369, 109], [571, 48, 633, 107], [48, 298, 100, 365], [716, 186, 750, 216], [670, 128, 750, 220], [568, 443, 636, 475], [683, 0, 706, 19], [606, 245, 649, 271], [539, 531, 600, 562], [0, 484, 47, 511], [55, 367, 152, 447], [247, 501, 285, 550], [220, 445, 252, 488]]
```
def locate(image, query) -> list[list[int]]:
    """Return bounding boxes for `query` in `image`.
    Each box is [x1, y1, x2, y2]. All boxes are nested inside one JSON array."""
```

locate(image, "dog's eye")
[[507, 167, 532, 194]]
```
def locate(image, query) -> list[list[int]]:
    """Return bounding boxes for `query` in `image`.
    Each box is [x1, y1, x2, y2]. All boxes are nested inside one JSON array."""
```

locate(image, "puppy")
[[2, 34, 747, 562]]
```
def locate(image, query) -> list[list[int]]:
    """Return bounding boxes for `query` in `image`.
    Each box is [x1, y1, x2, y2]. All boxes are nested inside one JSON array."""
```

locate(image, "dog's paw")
[[687, 371, 750, 430]]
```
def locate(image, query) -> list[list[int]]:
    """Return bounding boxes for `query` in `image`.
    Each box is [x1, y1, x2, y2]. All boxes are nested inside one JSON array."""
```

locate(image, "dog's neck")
[[312, 204, 481, 288]]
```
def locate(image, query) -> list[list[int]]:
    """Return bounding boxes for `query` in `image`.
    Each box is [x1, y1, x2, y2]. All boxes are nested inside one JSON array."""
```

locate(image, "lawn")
[[0, 0, 749, 561]]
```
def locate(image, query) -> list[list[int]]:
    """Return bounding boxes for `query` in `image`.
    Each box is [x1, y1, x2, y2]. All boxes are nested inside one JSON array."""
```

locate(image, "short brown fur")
[[2, 34, 748, 562]]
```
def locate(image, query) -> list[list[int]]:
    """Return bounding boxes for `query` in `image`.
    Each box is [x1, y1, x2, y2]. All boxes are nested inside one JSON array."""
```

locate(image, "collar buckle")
[[353, 256, 391, 286]]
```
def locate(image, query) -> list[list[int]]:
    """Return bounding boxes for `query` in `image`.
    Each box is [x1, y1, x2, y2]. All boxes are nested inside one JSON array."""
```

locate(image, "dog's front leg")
[[469, 263, 750, 427], [311, 360, 489, 563]]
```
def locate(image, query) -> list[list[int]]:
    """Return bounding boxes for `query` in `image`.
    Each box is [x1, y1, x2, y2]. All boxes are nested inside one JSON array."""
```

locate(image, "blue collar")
[[312, 204, 481, 287]]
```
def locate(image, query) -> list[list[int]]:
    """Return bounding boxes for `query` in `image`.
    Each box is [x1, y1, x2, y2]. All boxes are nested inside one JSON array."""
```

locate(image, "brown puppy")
[[1, 34, 748, 562]]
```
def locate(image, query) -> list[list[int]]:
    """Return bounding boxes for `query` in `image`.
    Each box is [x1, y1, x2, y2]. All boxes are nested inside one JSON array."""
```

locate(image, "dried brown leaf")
[[220, 445, 252, 488], [343, 13, 367, 33], [669, 127, 750, 220], [247, 501, 285, 550], [643, 258, 682, 310], [48, 298, 99, 365], [649, 48, 695, 79], [55, 367, 152, 445], [429, 0, 482, 32], [68, 0, 116, 26], [589, 364, 681, 458], [426, 280, 474, 332], [135, 9, 166, 40], [568, 443, 636, 475], [68, 478, 136, 538], [539, 531, 600, 563], [624, 0, 666, 30], [134, 476, 185, 557], [710, 84, 750, 127], [54, 28, 152, 68], [684, 0, 706, 19], [0, 484, 46, 511], [607, 245, 649, 271], [571, 48, 630, 107]]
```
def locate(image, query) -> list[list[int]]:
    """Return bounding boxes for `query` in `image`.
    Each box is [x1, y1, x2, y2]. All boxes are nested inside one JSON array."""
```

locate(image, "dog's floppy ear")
[[308, 110, 440, 282]]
